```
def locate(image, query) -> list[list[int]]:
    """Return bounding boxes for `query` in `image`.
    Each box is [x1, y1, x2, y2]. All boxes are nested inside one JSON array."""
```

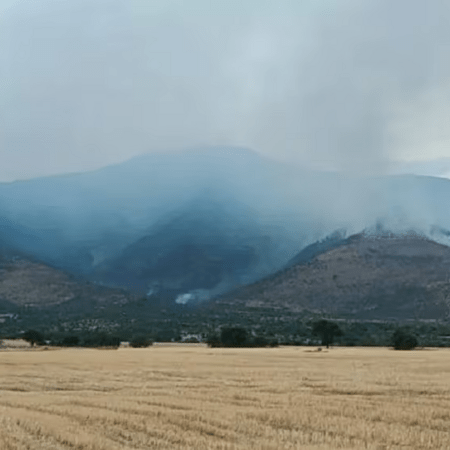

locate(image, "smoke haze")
[[1, 0, 450, 181]]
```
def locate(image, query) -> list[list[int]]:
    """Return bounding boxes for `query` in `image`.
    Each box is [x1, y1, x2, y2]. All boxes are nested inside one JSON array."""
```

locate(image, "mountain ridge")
[[207, 231, 450, 321], [2, 146, 450, 314], [0, 249, 137, 308]]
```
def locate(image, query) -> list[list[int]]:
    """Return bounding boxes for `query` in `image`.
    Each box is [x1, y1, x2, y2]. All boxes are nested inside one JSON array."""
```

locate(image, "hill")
[[92, 198, 296, 297], [2, 146, 450, 328], [208, 231, 450, 321], [2, 147, 450, 298], [0, 251, 136, 309], [0, 147, 308, 283]]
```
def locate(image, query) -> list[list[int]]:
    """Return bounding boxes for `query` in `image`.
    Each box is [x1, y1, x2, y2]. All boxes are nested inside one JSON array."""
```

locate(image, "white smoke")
[[1, 0, 450, 181]]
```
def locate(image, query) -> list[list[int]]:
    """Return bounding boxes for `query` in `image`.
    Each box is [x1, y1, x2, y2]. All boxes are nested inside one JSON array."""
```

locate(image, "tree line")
[[1, 320, 420, 351]]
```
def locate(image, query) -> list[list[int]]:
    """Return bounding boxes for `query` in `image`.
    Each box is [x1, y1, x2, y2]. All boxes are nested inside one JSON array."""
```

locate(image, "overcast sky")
[[1, 0, 450, 182]]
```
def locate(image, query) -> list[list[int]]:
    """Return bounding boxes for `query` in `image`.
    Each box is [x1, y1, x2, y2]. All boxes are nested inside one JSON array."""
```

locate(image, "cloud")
[[1, 0, 450, 181], [239, 0, 450, 173]]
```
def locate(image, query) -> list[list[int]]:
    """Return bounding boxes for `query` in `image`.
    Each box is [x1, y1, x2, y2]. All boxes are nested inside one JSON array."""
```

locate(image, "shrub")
[[82, 333, 121, 349], [312, 320, 343, 348], [392, 329, 418, 350], [220, 327, 249, 347], [252, 336, 269, 347], [61, 335, 80, 347], [22, 329, 44, 347], [130, 336, 153, 348], [206, 333, 222, 348], [206, 328, 277, 348]]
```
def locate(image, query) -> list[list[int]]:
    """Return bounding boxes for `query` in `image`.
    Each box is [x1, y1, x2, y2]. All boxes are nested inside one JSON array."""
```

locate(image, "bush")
[[206, 333, 222, 348], [61, 335, 80, 347], [220, 327, 249, 347], [155, 329, 178, 342], [130, 336, 153, 348], [312, 320, 343, 348], [82, 333, 121, 349], [252, 336, 269, 347], [392, 329, 418, 350], [22, 329, 44, 347], [206, 328, 277, 348]]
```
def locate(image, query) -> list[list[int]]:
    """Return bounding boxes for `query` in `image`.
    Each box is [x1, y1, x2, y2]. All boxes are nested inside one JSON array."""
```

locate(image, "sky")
[[1, 0, 450, 182]]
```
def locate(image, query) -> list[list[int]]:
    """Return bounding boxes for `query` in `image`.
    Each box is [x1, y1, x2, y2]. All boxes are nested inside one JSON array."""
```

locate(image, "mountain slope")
[[0, 251, 136, 308], [0, 147, 310, 278], [2, 146, 450, 300], [209, 232, 450, 321], [92, 197, 297, 297]]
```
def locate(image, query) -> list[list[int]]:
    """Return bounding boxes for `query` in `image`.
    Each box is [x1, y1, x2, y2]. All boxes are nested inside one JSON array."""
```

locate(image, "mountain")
[[285, 229, 348, 268], [92, 197, 298, 298], [2, 146, 450, 303], [0, 147, 310, 279], [208, 231, 450, 321], [0, 249, 136, 309], [390, 158, 450, 178]]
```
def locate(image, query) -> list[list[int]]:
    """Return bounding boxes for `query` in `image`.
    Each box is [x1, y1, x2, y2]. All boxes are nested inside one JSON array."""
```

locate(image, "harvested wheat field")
[[0, 346, 450, 449]]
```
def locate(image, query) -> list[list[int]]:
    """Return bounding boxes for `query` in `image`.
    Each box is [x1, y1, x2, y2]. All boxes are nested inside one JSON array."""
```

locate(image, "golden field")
[[0, 345, 449, 449]]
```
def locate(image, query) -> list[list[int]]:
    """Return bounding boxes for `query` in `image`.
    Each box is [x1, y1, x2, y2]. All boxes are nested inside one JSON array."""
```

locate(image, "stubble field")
[[0, 345, 449, 450]]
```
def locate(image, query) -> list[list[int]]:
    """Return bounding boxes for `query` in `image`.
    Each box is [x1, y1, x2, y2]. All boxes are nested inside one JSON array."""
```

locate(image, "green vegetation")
[[60, 335, 79, 347], [130, 335, 153, 348], [312, 320, 343, 348], [220, 327, 249, 347], [206, 327, 279, 348], [22, 329, 44, 346], [392, 328, 418, 350], [1, 300, 450, 350]]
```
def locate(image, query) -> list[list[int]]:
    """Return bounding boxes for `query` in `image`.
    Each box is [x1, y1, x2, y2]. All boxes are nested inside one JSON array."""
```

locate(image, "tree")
[[206, 332, 222, 348], [82, 333, 121, 348], [391, 329, 418, 350], [220, 327, 249, 347], [22, 329, 44, 347], [252, 336, 269, 347], [130, 335, 153, 348], [312, 320, 343, 348], [61, 335, 79, 347]]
